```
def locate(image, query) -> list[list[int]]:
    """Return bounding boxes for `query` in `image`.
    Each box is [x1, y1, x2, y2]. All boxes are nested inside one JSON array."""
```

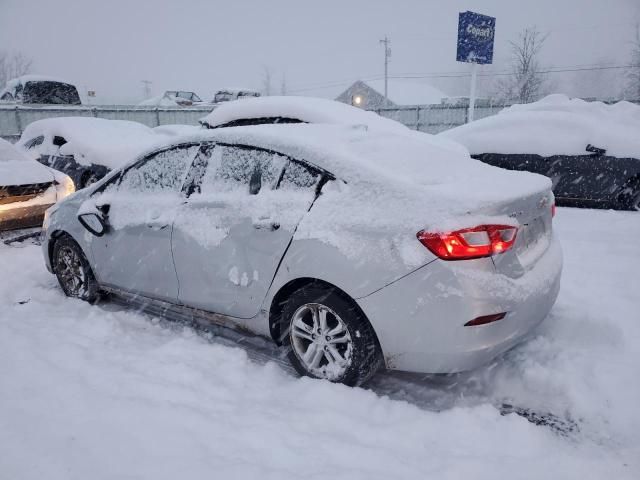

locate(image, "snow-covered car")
[[17, 117, 164, 190], [211, 88, 260, 104], [139, 91, 203, 107], [441, 94, 640, 211], [41, 124, 561, 386], [0, 138, 74, 231], [0, 75, 81, 105], [199, 95, 409, 132]]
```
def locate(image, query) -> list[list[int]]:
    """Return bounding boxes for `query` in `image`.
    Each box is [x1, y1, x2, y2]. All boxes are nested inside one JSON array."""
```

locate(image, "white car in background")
[[17, 117, 164, 189], [211, 88, 261, 104], [0, 138, 74, 231]]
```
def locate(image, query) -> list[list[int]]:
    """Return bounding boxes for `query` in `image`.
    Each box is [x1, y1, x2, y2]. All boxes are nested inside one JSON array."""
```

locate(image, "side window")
[[53, 136, 67, 147], [279, 160, 321, 191], [25, 136, 45, 149], [118, 144, 199, 194], [200, 145, 286, 195]]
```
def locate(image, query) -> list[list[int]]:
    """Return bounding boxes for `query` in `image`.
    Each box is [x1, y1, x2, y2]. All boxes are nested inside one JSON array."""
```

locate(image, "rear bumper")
[[356, 234, 562, 373]]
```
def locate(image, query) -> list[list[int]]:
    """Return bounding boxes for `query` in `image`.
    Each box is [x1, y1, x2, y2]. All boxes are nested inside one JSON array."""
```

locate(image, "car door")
[[171, 143, 323, 318], [88, 143, 200, 301]]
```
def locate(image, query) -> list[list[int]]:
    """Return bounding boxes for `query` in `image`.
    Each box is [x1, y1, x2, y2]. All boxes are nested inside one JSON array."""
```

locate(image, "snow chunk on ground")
[[441, 94, 640, 159]]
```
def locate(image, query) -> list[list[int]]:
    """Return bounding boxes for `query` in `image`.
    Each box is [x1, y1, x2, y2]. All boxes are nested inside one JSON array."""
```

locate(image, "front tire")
[[52, 235, 99, 302], [281, 284, 383, 386]]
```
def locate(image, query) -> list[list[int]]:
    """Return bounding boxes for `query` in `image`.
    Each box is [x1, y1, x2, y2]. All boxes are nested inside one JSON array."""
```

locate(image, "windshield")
[[22, 81, 81, 105]]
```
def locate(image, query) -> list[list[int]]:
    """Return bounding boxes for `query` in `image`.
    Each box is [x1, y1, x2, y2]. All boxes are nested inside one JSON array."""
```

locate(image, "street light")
[[352, 94, 363, 107]]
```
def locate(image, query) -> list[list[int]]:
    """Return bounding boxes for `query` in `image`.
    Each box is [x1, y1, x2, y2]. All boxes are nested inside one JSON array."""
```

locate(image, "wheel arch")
[[268, 277, 383, 355]]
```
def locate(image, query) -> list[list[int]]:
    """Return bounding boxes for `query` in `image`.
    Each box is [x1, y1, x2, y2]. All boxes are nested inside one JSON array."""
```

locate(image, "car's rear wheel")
[[281, 284, 383, 386], [52, 235, 99, 302]]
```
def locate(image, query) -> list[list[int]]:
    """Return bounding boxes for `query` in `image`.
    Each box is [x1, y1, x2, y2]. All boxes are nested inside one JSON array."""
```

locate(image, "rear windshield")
[[22, 81, 81, 105]]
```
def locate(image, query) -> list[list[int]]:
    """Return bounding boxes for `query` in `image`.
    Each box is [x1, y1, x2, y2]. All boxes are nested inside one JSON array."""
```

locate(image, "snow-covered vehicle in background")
[[17, 117, 162, 190], [0, 75, 81, 105], [139, 91, 203, 107], [199, 95, 408, 131], [41, 123, 561, 386], [0, 138, 74, 231], [211, 88, 260, 104], [441, 94, 640, 211]]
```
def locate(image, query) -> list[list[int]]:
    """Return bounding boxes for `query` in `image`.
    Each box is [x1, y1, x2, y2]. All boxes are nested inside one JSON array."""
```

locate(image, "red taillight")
[[551, 202, 556, 218], [417, 224, 518, 260]]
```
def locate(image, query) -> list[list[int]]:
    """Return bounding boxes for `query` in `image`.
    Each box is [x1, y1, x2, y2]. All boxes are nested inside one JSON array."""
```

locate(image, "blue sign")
[[456, 11, 496, 65]]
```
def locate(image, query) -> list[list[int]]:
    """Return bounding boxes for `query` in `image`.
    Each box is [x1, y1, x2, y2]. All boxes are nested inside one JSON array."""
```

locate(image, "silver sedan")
[[41, 124, 562, 386]]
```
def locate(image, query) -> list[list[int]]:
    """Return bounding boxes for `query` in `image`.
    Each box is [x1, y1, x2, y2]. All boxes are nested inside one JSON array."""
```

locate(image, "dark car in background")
[[0, 75, 81, 105], [441, 94, 640, 211]]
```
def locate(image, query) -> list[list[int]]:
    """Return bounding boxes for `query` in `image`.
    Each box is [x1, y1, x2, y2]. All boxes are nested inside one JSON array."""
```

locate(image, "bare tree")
[[280, 72, 287, 95], [623, 25, 640, 100], [0, 51, 33, 87], [261, 66, 273, 96], [495, 27, 549, 103]]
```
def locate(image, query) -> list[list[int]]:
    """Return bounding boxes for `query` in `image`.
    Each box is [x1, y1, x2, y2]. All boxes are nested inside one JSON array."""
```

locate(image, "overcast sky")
[[1, 0, 638, 103]]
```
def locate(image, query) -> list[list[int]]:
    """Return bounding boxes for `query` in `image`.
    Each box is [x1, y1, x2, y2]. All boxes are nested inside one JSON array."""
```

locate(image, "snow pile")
[[0, 208, 639, 479], [19, 117, 166, 170], [200, 96, 410, 132], [441, 94, 640, 159]]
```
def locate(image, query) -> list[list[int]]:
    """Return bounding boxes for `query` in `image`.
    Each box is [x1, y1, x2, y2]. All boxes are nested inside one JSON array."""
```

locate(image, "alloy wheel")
[[55, 245, 87, 297], [290, 303, 354, 380]]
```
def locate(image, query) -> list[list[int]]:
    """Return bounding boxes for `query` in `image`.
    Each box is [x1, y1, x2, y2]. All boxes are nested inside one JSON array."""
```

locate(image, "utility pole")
[[141, 80, 152, 99], [379, 36, 391, 106]]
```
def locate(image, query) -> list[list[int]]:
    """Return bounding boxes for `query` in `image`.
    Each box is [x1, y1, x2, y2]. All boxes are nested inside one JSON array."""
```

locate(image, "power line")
[[287, 64, 640, 93]]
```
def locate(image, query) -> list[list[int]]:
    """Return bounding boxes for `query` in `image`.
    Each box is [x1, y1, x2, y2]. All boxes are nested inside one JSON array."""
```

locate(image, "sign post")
[[456, 11, 496, 122]]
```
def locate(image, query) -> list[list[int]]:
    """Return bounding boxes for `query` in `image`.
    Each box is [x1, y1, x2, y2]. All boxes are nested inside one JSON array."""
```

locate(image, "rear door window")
[[199, 145, 286, 195]]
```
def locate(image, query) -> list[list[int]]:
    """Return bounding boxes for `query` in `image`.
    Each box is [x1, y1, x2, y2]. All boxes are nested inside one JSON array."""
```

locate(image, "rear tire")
[[281, 283, 383, 386], [52, 235, 99, 303]]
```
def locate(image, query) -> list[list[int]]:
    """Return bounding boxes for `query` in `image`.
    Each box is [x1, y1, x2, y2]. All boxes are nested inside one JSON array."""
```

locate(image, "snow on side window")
[[200, 146, 286, 195], [279, 160, 320, 191], [119, 145, 199, 194]]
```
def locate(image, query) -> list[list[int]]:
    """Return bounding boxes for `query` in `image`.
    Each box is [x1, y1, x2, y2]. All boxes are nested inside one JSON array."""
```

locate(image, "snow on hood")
[[0, 138, 54, 186], [441, 94, 640, 159], [200, 96, 409, 132], [19, 117, 166, 170]]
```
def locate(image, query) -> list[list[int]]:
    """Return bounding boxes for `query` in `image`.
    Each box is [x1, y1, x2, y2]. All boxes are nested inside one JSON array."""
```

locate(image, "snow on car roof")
[[441, 94, 640, 159], [169, 124, 550, 226], [19, 117, 165, 170], [200, 96, 409, 132]]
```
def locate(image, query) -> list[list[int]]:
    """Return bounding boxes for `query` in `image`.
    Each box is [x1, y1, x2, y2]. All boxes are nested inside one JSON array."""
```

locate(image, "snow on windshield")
[[441, 94, 640, 159]]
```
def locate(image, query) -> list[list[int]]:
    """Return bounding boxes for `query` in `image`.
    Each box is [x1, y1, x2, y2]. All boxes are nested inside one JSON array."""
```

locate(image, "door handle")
[[253, 221, 280, 231]]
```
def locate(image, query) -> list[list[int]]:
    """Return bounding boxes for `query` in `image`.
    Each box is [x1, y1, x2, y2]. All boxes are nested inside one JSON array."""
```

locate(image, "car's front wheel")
[[281, 283, 383, 386], [52, 235, 99, 302]]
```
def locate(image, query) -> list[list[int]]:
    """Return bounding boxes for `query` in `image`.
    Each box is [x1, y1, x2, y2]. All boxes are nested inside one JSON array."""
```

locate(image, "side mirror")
[[78, 212, 107, 237]]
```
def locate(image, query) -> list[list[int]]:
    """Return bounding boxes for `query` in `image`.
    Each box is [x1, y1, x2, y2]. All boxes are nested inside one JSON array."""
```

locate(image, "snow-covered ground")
[[0, 208, 638, 479]]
